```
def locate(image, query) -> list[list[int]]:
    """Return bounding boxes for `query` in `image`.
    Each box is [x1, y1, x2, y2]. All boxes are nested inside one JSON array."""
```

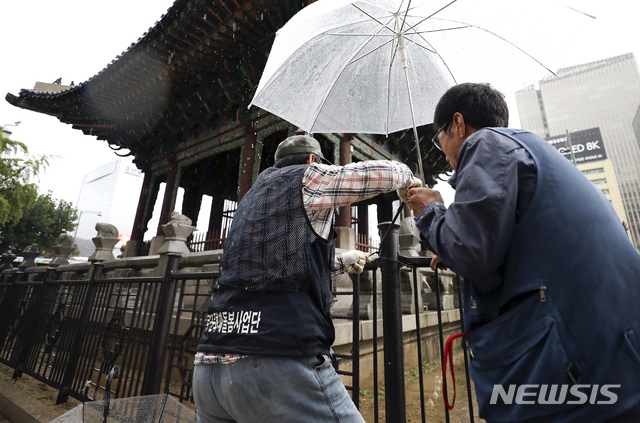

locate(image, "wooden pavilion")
[[6, 0, 449, 256]]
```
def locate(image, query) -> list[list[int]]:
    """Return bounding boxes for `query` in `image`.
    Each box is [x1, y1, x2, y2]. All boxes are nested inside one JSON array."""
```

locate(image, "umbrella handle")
[[370, 205, 405, 257], [103, 366, 119, 423]]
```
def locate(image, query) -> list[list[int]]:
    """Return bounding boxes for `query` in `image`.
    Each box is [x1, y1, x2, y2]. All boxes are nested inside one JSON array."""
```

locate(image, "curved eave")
[[5, 0, 451, 181], [4, 0, 282, 151]]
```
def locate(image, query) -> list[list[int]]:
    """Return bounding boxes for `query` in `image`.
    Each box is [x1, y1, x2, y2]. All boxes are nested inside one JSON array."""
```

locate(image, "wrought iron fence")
[[187, 228, 229, 252], [0, 224, 474, 422]]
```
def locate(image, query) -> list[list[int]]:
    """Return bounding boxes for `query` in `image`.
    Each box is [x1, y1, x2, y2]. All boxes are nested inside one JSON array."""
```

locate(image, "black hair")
[[273, 152, 322, 168], [433, 83, 509, 130]]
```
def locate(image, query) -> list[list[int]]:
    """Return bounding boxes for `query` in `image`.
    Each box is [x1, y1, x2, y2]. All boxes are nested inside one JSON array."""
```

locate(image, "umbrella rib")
[[250, 9, 392, 107], [308, 14, 395, 132], [468, 23, 557, 76], [400, 35, 437, 54], [417, 18, 558, 77], [350, 3, 400, 36], [402, 27, 458, 84], [401, 0, 458, 31], [324, 32, 397, 37], [351, 37, 397, 63], [320, 32, 417, 65]]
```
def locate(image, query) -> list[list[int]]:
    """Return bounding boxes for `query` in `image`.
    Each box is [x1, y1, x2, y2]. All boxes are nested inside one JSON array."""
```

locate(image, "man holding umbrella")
[[193, 133, 421, 423], [408, 83, 640, 422]]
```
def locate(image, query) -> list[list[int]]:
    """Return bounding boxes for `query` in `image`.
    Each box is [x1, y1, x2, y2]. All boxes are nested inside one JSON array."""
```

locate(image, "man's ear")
[[453, 112, 466, 138], [306, 154, 316, 164]]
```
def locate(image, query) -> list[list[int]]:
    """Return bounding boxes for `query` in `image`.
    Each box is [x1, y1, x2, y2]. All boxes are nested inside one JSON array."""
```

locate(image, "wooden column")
[[130, 172, 152, 244], [358, 203, 369, 236], [336, 134, 352, 227], [181, 185, 202, 228], [157, 159, 178, 235], [378, 194, 393, 223], [208, 194, 225, 233], [238, 129, 258, 202]]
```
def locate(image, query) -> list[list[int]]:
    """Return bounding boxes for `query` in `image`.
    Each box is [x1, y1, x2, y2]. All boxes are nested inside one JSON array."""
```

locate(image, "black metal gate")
[[0, 225, 475, 422]]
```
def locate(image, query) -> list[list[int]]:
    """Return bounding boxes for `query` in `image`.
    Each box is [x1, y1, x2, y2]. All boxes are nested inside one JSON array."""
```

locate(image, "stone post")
[[89, 223, 120, 263], [424, 271, 455, 311], [154, 212, 196, 275], [157, 212, 196, 255], [398, 217, 427, 313], [50, 234, 75, 266], [0, 252, 17, 271], [19, 244, 40, 268]]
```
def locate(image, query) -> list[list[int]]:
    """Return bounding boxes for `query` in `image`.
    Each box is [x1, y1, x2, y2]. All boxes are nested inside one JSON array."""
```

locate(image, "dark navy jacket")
[[416, 128, 640, 422], [198, 165, 335, 358]]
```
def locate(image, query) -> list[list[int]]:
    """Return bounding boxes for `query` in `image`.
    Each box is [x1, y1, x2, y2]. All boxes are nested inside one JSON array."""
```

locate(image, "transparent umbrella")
[[51, 367, 196, 423], [249, 0, 594, 179], [50, 394, 197, 423]]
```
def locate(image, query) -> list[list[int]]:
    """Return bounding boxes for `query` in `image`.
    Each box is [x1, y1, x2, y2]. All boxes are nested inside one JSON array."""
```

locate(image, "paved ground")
[[0, 363, 78, 423]]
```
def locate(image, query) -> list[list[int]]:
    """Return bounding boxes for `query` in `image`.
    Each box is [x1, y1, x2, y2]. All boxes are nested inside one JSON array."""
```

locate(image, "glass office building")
[[515, 53, 640, 250]]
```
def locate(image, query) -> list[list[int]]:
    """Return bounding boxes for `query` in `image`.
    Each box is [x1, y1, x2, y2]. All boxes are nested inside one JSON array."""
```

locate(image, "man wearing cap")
[[193, 133, 421, 423]]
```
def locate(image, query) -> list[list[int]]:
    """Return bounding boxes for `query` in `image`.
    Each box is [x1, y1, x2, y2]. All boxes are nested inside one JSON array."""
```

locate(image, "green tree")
[[0, 132, 47, 225], [0, 192, 78, 254]]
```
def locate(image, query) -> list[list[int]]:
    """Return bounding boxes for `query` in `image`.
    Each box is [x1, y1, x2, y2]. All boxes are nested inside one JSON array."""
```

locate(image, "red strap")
[[443, 332, 467, 410]]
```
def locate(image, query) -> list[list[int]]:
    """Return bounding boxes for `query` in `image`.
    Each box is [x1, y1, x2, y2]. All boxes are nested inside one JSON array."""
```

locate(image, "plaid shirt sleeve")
[[302, 160, 415, 241]]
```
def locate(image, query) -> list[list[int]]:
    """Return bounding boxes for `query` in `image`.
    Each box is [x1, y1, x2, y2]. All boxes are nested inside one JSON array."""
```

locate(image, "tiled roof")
[[5, 0, 449, 181], [6, 0, 297, 165]]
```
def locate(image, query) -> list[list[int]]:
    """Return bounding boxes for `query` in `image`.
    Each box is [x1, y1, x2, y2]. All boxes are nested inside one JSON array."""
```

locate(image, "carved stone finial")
[[398, 217, 421, 257], [0, 252, 17, 271], [157, 211, 196, 255], [89, 223, 119, 262], [96, 222, 119, 238], [19, 243, 40, 268], [51, 233, 76, 266]]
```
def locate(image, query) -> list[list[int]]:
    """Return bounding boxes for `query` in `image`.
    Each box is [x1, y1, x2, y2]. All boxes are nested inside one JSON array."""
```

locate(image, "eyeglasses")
[[431, 121, 451, 151]]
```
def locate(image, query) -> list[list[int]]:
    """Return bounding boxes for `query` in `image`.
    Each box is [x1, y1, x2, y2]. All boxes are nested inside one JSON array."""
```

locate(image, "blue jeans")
[[192, 355, 365, 423]]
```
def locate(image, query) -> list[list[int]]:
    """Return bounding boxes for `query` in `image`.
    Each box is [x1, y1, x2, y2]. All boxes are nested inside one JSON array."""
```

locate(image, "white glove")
[[396, 177, 423, 207], [341, 250, 372, 274]]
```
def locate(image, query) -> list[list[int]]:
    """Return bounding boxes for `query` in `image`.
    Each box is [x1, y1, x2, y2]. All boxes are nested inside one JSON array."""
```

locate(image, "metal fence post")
[[456, 274, 475, 423], [378, 221, 406, 423], [351, 272, 360, 409], [141, 253, 180, 395], [0, 271, 26, 352], [56, 263, 104, 404], [434, 267, 450, 422], [11, 266, 57, 379]]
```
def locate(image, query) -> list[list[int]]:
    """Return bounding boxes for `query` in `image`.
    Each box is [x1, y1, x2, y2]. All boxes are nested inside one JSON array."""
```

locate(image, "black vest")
[[197, 165, 335, 357]]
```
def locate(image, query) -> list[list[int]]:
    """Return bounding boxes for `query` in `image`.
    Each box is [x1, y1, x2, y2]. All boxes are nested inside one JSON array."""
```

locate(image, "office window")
[[583, 167, 604, 175]]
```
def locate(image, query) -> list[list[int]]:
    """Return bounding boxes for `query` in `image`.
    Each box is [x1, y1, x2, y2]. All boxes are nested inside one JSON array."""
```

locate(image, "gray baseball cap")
[[274, 134, 325, 161]]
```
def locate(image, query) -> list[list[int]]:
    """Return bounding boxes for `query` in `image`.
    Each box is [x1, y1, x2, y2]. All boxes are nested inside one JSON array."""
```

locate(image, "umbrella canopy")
[[50, 394, 197, 423], [250, 0, 592, 135]]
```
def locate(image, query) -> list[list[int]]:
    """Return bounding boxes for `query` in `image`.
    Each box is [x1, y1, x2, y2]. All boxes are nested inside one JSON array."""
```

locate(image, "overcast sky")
[[1, 0, 639, 208]]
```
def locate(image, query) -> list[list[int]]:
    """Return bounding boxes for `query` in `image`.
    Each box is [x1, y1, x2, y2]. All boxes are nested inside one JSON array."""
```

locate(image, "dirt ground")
[[358, 355, 485, 423], [1, 358, 483, 423], [0, 363, 81, 420]]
